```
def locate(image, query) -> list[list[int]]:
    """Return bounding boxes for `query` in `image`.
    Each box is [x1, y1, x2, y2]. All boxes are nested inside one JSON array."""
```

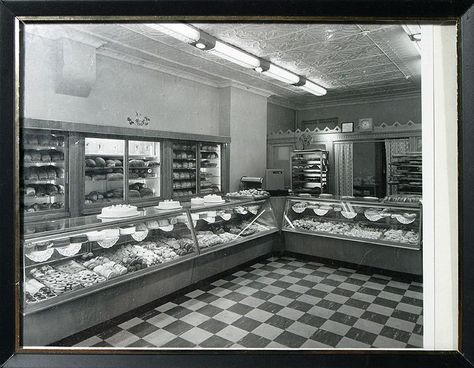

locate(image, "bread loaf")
[[41, 152, 51, 162], [85, 159, 96, 167], [106, 159, 116, 167], [95, 157, 106, 167], [38, 135, 50, 146]]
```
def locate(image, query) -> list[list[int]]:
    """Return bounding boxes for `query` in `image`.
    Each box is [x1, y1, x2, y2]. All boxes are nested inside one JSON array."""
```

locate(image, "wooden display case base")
[[283, 231, 422, 276]]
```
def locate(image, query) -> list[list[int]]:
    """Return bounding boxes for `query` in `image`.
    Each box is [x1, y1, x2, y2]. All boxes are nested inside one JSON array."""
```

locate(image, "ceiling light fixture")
[[148, 23, 201, 44], [255, 61, 300, 85], [298, 78, 327, 96], [210, 40, 260, 69]]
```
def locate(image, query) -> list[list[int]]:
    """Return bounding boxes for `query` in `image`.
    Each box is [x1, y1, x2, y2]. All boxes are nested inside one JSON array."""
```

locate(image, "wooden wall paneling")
[[221, 142, 230, 194], [123, 140, 129, 203], [69, 133, 84, 218], [161, 140, 173, 199], [196, 143, 201, 195], [23, 118, 231, 144]]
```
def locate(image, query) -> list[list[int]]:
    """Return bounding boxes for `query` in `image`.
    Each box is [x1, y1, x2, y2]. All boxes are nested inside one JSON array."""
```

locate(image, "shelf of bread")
[[21, 131, 68, 215]]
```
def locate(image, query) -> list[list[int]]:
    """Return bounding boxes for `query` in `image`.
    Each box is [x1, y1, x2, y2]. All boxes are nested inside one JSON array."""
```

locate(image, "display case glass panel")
[[172, 141, 197, 198], [283, 197, 421, 250], [84, 137, 125, 206], [22, 209, 197, 311], [21, 129, 67, 215], [128, 140, 161, 200], [190, 199, 278, 252], [199, 143, 221, 195]]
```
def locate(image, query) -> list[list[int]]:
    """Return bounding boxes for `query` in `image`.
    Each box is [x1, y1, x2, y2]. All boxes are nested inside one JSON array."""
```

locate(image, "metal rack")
[[290, 149, 329, 195]]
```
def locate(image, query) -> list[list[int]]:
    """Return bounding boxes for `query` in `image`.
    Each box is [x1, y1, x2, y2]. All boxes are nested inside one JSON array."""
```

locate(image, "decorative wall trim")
[[268, 120, 421, 140]]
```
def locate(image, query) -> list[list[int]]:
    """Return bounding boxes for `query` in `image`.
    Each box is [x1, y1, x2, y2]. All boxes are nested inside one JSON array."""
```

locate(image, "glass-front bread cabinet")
[[199, 143, 222, 195], [84, 137, 125, 206], [282, 197, 422, 250], [21, 129, 68, 217], [128, 140, 161, 201], [189, 198, 278, 252], [22, 206, 197, 311], [21, 198, 277, 312]]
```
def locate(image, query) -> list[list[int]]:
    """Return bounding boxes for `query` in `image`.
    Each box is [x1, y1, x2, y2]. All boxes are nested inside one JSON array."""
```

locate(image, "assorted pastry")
[[226, 189, 270, 199], [290, 217, 420, 245]]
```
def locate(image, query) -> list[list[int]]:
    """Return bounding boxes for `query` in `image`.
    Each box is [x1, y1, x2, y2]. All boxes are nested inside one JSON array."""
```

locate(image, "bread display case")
[[172, 141, 198, 198], [199, 143, 221, 195], [283, 196, 421, 249], [84, 137, 125, 206], [189, 197, 278, 253], [21, 129, 68, 218], [128, 140, 161, 201]]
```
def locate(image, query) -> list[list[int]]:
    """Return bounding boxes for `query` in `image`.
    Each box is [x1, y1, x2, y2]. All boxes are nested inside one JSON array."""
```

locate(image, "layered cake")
[[100, 204, 139, 218], [191, 197, 205, 207], [203, 194, 224, 203], [156, 200, 181, 210]]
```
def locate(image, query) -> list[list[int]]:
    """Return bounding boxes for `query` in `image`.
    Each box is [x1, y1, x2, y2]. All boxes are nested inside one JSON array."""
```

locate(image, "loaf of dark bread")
[[31, 151, 41, 162], [41, 152, 51, 162], [55, 167, 64, 178], [95, 157, 106, 167], [47, 167, 57, 179], [85, 159, 96, 167], [139, 188, 153, 197], [27, 135, 39, 145], [129, 190, 140, 198], [38, 135, 50, 146]]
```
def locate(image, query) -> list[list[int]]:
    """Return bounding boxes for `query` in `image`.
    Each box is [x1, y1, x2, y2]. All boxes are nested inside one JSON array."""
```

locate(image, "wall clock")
[[358, 118, 373, 132]]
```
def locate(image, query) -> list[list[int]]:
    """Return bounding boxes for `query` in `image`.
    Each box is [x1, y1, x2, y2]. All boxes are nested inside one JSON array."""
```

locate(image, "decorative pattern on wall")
[[267, 120, 421, 140]]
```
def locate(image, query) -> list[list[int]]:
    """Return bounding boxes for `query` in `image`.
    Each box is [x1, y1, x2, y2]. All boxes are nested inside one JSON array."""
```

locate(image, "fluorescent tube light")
[[210, 40, 260, 68], [260, 64, 300, 84], [148, 23, 201, 44], [299, 79, 327, 96]]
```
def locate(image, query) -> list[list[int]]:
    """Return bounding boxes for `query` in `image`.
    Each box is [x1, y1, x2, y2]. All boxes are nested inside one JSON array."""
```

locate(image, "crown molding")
[[218, 81, 273, 98], [267, 96, 299, 110], [294, 90, 421, 110], [24, 25, 106, 48]]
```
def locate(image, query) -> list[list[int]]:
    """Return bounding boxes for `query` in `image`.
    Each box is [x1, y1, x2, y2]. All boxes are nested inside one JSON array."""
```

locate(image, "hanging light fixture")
[[298, 78, 327, 96], [255, 61, 300, 85], [147, 23, 201, 44], [150, 23, 327, 97], [210, 40, 260, 69]]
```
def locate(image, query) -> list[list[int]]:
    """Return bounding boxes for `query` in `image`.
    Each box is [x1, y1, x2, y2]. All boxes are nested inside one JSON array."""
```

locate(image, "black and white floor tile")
[[61, 256, 423, 349]]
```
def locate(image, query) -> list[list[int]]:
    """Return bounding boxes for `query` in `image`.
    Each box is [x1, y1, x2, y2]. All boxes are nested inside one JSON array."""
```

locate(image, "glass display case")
[[189, 199, 278, 252], [282, 197, 422, 250], [84, 137, 125, 206], [21, 129, 68, 216], [128, 140, 161, 200], [291, 149, 328, 195], [172, 141, 197, 198], [199, 143, 221, 195], [22, 207, 197, 312]]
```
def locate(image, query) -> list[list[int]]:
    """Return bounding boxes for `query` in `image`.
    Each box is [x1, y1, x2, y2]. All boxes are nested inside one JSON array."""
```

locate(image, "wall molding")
[[268, 120, 421, 141]]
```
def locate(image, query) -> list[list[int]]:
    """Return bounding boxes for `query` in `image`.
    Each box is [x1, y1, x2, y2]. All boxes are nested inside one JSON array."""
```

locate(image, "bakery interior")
[[20, 23, 423, 349]]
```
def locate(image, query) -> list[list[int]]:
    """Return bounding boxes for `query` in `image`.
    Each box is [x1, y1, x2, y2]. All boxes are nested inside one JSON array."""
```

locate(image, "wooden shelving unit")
[[388, 152, 422, 195]]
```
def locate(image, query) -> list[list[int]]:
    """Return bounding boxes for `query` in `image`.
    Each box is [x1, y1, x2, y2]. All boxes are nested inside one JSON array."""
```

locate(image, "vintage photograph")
[[20, 22, 428, 349]]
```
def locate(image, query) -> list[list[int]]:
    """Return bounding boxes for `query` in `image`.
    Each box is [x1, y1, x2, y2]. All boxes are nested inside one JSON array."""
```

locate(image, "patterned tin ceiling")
[[24, 23, 421, 108]]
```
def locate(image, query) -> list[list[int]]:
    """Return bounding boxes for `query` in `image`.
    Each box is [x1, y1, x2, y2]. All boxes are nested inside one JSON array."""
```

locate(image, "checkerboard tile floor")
[[64, 256, 423, 349]]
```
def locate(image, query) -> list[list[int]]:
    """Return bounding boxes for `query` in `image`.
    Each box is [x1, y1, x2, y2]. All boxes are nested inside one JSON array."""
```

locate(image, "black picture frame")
[[1, 1, 473, 367]]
